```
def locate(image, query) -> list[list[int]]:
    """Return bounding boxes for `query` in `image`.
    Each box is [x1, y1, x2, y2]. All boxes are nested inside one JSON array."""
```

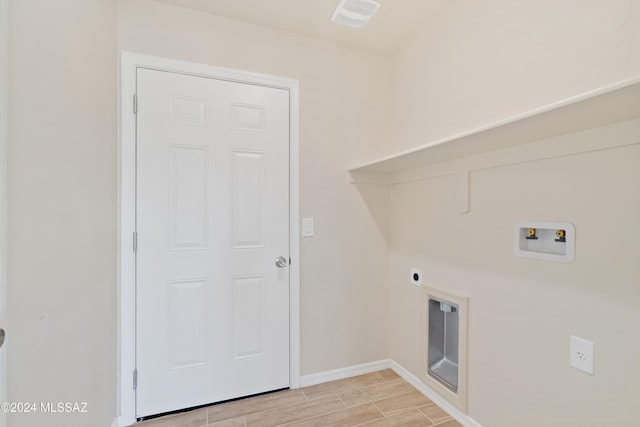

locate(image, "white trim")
[[299, 360, 392, 388], [288, 78, 301, 389], [118, 52, 300, 426], [0, 1, 7, 426], [420, 287, 469, 412], [348, 75, 640, 174], [390, 360, 483, 427], [350, 118, 640, 186], [117, 52, 137, 427]]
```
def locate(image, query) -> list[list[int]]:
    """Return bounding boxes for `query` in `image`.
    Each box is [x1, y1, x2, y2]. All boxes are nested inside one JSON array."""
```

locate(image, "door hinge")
[[133, 231, 138, 252], [133, 369, 138, 390], [133, 94, 138, 114]]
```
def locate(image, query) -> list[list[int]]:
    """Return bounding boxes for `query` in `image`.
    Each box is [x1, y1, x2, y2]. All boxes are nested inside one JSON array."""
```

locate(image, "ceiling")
[[155, 0, 452, 55]]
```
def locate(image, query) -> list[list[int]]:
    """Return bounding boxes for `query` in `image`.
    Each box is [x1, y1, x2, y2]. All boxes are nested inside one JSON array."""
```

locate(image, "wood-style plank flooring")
[[136, 370, 463, 427]]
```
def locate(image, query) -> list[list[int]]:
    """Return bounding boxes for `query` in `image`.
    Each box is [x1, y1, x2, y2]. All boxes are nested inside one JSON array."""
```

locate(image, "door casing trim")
[[0, 2, 7, 426], [118, 52, 300, 426]]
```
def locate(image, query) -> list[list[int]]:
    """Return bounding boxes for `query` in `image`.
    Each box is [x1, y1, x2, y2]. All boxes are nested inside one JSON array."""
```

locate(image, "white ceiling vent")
[[331, 0, 380, 28]]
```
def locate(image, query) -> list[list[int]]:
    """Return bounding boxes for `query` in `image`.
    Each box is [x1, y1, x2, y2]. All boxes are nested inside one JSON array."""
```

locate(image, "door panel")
[[169, 146, 208, 250], [231, 150, 265, 248], [231, 275, 265, 360], [136, 68, 290, 418]]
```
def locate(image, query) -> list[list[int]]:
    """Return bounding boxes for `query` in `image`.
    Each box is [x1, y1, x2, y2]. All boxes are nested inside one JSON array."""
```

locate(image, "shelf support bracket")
[[456, 170, 469, 214], [347, 170, 390, 185]]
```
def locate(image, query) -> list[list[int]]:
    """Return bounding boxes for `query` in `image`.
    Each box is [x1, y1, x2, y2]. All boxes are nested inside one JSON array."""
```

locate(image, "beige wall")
[[388, 1, 640, 426], [389, 122, 640, 426], [6, 0, 640, 425], [392, 0, 640, 152], [7, 1, 391, 424], [6, 0, 117, 426], [118, 0, 392, 376]]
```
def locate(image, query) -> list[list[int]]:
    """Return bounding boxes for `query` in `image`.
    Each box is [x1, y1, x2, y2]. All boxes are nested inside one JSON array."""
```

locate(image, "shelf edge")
[[348, 75, 640, 174]]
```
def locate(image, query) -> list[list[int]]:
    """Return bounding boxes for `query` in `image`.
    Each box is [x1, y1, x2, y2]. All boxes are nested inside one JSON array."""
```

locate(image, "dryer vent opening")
[[428, 297, 459, 392]]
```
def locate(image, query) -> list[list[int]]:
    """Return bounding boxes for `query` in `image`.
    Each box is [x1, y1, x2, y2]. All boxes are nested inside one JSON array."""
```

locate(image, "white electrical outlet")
[[570, 335, 594, 375]]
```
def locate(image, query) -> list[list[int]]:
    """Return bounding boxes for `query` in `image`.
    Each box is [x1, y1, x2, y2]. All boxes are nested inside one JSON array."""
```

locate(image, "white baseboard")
[[298, 359, 482, 427], [117, 359, 482, 426], [113, 415, 136, 427], [299, 359, 392, 387], [389, 360, 482, 427]]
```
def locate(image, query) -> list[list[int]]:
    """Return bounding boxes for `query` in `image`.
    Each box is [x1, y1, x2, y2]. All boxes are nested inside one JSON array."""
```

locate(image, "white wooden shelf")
[[349, 77, 640, 183]]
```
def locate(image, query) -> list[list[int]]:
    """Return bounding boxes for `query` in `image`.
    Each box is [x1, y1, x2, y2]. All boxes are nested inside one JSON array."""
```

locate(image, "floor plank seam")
[[336, 393, 347, 407], [369, 400, 384, 419], [138, 371, 463, 427], [274, 397, 346, 427], [349, 410, 385, 427]]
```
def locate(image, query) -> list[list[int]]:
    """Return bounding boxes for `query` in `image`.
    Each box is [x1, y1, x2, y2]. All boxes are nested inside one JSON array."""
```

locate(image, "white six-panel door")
[[135, 68, 290, 418]]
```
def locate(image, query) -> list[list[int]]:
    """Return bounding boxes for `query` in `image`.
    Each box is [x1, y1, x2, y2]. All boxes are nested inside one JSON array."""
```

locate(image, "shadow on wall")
[[352, 181, 390, 245]]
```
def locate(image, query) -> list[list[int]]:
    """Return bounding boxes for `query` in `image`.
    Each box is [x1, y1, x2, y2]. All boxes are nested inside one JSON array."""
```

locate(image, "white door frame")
[[0, 1, 7, 427], [118, 52, 300, 426]]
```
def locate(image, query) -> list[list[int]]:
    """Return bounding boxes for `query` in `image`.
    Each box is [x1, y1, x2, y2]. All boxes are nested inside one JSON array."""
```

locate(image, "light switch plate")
[[570, 335, 594, 375], [302, 217, 314, 237]]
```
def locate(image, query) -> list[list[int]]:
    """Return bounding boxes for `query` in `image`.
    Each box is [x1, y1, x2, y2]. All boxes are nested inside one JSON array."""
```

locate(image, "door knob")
[[0, 328, 5, 349], [275, 256, 288, 268]]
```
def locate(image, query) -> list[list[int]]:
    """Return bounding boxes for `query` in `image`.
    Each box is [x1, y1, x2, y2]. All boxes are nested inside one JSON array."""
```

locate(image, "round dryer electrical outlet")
[[410, 268, 423, 286]]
